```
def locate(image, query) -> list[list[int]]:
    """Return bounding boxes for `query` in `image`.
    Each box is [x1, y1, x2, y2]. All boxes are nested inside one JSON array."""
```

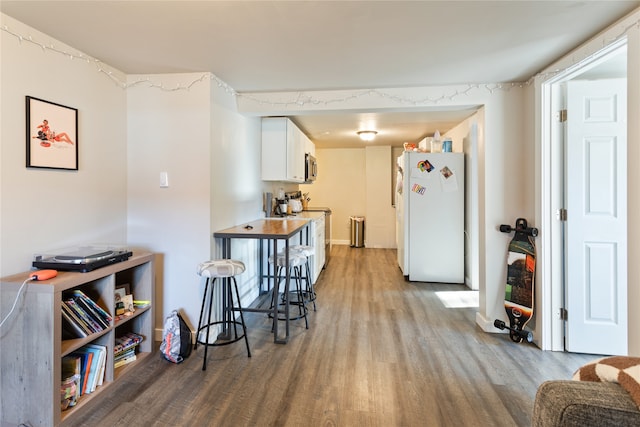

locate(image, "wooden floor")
[[71, 246, 595, 426]]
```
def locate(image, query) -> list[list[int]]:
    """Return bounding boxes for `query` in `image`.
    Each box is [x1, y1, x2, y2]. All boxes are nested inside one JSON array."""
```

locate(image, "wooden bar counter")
[[214, 218, 309, 343]]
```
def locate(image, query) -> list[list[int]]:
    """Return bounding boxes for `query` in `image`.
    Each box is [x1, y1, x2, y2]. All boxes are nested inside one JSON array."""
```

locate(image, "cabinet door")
[[286, 122, 305, 182], [261, 118, 288, 181], [311, 216, 325, 282], [286, 122, 299, 181], [316, 216, 325, 268], [262, 117, 304, 183]]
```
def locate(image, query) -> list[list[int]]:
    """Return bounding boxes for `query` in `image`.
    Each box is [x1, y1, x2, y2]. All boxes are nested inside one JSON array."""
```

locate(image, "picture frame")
[[26, 96, 78, 170], [115, 283, 131, 302]]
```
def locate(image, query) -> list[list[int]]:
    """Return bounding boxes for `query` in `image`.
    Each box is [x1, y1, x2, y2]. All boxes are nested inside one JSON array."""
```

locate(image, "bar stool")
[[289, 245, 317, 311], [268, 252, 309, 329], [195, 259, 251, 371]]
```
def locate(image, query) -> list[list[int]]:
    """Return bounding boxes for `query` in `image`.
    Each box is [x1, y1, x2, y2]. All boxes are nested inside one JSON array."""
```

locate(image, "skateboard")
[[494, 218, 538, 343]]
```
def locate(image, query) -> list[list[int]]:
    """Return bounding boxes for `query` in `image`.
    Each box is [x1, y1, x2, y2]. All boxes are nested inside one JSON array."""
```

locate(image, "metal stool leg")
[[195, 277, 210, 351], [294, 265, 309, 329], [303, 259, 316, 311], [231, 276, 251, 357], [202, 277, 217, 371]]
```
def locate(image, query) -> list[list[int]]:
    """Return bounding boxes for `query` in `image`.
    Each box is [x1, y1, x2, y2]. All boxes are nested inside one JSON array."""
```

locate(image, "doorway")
[[541, 40, 628, 353]]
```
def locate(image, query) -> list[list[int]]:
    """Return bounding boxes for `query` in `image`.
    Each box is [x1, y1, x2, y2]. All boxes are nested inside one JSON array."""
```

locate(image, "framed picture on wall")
[[26, 96, 78, 170]]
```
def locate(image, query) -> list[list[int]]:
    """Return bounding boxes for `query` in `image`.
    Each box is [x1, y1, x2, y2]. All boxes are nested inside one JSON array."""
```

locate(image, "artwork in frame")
[[26, 96, 78, 170]]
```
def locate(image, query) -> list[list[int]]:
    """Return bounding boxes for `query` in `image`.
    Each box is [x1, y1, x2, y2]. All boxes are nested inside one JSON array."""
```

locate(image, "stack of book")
[[114, 332, 143, 368], [61, 290, 113, 338], [61, 343, 107, 404]]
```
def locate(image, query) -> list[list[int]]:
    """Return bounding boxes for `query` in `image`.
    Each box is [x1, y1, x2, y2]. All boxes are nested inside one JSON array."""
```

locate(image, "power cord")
[[0, 276, 35, 329]]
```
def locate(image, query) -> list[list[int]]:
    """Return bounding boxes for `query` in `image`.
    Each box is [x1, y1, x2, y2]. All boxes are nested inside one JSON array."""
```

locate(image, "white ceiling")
[[2, 1, 637, 148]]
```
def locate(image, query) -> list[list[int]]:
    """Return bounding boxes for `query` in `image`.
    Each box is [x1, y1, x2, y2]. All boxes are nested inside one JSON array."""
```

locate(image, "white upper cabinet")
[[262, 117, 306, 183], [303, 132, 315, 156]]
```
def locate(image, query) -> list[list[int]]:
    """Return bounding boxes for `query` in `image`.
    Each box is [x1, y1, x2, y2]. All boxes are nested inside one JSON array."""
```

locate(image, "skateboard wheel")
[[510, 332, 523, 343]]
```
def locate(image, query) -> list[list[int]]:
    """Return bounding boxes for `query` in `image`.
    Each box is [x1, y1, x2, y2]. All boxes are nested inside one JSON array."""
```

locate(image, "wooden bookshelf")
[[0, 252, 155, 426]]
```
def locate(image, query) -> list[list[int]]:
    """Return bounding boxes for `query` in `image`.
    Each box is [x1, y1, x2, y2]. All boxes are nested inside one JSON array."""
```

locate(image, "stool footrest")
[[196, 321, 247, 346]]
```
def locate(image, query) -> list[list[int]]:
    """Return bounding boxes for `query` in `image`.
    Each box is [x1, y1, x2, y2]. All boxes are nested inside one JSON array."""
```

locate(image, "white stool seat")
[[195, 259, 250, 370], [197, 259, 246, 278], [289, 245, 315, 257], [268, 252, 307, 268]]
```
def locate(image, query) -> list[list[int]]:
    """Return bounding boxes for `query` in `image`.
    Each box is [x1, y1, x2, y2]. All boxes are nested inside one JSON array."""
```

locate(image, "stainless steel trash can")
[[350, 216, 365, 248]]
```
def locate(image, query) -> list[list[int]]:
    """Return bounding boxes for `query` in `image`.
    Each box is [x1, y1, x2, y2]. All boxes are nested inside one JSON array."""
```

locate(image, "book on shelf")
[[83, 345, 106, 393], [69, 349, 93, 396], [61, 305, 88, 338], [74, 295, 110, 330], [83, 346, 100, 394], [114, 351, 137, 368], [114, 348, 135, 362], [114, 332, 143, 356], [61, 302, 93, 336], [71, 290, 113, 323], [64, 299, 103, 334], [68, 344, 107, 396], [85, 344, 107, 387], [62, 290, 113, 336]]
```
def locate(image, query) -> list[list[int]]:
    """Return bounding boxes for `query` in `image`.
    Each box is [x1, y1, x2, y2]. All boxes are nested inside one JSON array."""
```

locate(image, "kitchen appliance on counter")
[[303, 206, 332, 267], [396, 152, 464, 282], [284, 191, 303, 213]]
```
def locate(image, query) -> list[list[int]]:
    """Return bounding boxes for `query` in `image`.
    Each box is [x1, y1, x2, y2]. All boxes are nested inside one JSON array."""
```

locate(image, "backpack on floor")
[[160, 309, 193, 363]]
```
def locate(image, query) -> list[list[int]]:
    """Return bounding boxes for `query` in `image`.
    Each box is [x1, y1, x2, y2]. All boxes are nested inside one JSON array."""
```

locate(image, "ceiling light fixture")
[[357, 130, 378, 141]]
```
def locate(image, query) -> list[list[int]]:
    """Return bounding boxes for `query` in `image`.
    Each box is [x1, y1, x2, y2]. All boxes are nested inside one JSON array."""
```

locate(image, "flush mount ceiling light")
[[357, 130, 378, 141]]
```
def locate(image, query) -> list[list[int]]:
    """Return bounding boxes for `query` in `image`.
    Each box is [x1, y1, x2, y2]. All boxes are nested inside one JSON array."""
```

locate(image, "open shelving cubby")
[[0, 252, 155, 426]]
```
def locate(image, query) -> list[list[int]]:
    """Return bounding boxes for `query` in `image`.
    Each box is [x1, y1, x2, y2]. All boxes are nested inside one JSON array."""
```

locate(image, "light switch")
[[160, 172, 169, 188]]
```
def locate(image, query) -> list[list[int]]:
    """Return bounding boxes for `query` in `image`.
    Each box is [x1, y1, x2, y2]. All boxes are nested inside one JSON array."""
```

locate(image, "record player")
[[33, 246, 133, 272]]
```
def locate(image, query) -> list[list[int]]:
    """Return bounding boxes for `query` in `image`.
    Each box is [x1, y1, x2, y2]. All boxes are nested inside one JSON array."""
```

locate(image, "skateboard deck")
[[494, 218, 538, 343]]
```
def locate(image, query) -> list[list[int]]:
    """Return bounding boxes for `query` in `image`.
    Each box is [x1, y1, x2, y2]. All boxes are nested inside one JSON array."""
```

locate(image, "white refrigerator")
[[396, 152, 464, 283]]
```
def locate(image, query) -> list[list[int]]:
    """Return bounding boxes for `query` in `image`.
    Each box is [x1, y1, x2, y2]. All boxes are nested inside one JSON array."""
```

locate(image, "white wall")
[[476, 87, 529, 332], [446, 111, 482, 290], [311, 148, 366, 244], [126, 73, 213, 332], [126, 74, 265, 334], [0, 14, 128, 276], [0, 15, 266, 336], [365, 146, 396, 248], [209, 83, 264, 307], [306, 146, 397, 247]]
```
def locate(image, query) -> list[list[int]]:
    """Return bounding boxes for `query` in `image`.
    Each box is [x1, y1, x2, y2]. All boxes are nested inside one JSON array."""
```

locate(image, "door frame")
[[540, 38, 627, 351]]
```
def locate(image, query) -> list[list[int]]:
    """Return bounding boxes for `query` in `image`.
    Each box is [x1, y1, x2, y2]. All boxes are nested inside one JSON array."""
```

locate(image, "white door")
[[565, 78, 627, 355]]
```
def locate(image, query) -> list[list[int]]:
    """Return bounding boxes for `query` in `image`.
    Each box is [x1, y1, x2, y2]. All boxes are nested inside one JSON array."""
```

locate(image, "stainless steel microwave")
[[305, 153, 317, 182]]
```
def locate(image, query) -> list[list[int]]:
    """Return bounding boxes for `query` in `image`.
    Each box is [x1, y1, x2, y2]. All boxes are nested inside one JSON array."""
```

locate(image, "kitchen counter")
[[268, 211, 324, 220], [292, 211, 324, 220]]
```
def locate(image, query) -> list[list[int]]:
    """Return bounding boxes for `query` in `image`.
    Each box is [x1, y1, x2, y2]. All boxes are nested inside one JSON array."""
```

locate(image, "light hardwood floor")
[[72, 246, 595, 426]]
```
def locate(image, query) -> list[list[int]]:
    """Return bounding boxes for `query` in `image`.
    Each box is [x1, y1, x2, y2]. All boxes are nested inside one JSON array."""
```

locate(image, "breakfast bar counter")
[[213, 218, 310, 343]]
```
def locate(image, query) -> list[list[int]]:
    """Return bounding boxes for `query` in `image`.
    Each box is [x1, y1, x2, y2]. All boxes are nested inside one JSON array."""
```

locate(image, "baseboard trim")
[[476, 311, 506, 334]]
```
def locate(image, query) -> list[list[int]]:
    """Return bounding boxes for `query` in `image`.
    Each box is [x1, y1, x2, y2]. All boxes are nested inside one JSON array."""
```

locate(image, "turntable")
[[33, 246, 133, 272]]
